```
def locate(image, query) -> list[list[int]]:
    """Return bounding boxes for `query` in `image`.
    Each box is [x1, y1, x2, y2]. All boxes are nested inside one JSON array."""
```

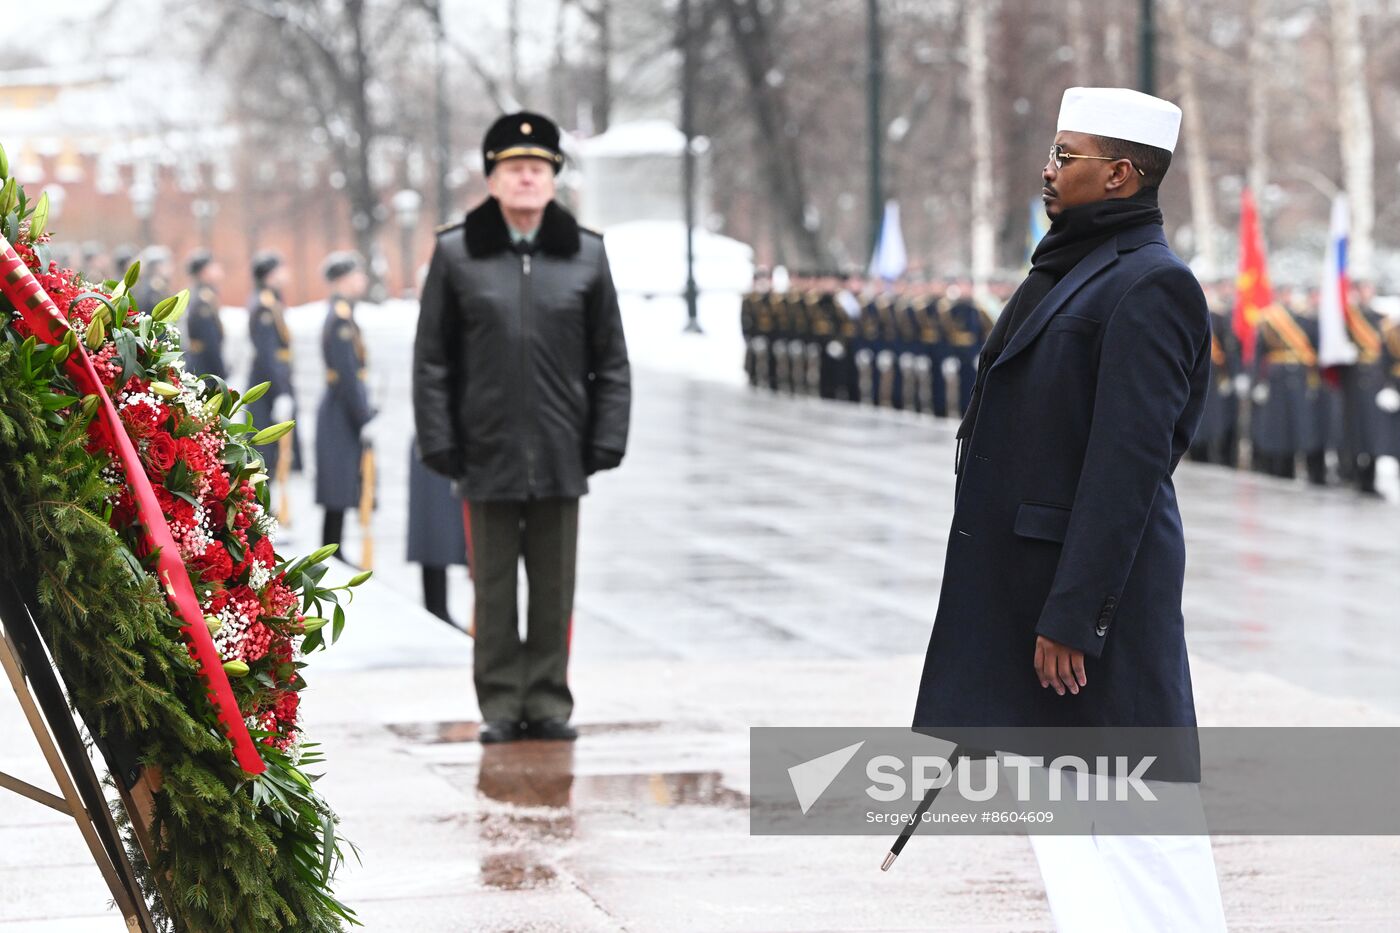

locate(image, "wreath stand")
[[0, 576, 158, 932]]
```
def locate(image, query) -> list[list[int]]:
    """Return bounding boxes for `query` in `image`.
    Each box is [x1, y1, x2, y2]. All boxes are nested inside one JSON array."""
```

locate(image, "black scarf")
[[954, 187, 1164, 458]]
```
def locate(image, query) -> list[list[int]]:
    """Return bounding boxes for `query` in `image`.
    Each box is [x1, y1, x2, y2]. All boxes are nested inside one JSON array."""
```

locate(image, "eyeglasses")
[[1048, 144, 1145, 177]]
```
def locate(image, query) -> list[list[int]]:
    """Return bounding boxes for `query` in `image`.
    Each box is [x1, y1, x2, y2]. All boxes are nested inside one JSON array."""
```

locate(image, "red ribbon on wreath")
[[0, 236, 266, 775]]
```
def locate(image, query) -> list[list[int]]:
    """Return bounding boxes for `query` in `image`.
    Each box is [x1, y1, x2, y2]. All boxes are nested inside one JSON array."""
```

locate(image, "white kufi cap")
[[1056, 87, 1182, 153]]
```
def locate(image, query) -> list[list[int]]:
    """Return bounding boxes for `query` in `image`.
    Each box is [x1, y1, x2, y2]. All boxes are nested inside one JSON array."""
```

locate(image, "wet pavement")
[[4, 299, 1400, 930]]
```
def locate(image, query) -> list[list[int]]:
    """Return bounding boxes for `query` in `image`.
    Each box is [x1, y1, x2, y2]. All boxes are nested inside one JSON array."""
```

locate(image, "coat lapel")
[[990, 235, 1120, 372]]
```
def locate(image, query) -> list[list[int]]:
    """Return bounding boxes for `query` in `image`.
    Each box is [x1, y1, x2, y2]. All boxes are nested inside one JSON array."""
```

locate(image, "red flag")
[[1232, 188, 1273, 366]]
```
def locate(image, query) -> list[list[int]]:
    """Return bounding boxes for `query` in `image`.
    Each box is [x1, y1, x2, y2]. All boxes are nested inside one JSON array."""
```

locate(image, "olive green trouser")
[[468, 497, 578, 723]]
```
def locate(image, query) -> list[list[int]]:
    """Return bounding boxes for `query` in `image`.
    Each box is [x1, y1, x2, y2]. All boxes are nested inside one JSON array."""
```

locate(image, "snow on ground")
[[616, 291, 747, 387], [603, 221, 755, 295]]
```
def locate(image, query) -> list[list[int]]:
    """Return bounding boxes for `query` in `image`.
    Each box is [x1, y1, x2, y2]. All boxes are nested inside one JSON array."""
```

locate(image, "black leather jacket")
[[412, 197, 631, 501]]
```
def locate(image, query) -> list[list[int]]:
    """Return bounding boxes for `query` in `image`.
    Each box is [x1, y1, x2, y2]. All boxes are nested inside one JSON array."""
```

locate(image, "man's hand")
[[586, 446, 623, 475], [421, 447, 460, 478], [1034, 635, 1086, 696]]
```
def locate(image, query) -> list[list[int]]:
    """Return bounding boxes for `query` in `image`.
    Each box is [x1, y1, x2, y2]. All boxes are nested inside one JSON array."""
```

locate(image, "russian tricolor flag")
[[1317, 194, 1358, 368]]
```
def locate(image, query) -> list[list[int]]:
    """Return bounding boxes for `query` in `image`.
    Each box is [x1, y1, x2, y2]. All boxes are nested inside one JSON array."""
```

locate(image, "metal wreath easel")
[[0, 575, 158, 932]]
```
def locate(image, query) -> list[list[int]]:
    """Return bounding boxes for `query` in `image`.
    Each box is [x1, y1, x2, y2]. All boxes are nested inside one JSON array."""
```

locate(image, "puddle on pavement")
[[388, 719, 678, 744], [396, 721, 749, 890]]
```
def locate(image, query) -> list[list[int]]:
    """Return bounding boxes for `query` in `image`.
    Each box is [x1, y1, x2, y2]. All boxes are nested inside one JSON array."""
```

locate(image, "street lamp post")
[[867, 0, 884, 259], [1139, 0, 1156, 94], [680, 0, 702, 334], [392, 188, 422, 299]]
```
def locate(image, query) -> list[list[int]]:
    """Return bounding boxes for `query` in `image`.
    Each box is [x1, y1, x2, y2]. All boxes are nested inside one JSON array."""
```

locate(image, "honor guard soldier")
[[1250, 296, 1325, 482], [796, 280, 827, 396], [770, 282, 795, 393], [752, 279, 776, 390], [832, 273, 865, 402], [314, 252, 376, 551], [131, 245, 172, 313], [853, 293, 882, 404], [182, 250, 227, 380], [1336, 282, 1386, 494], [1376, 309, 1400, 461], [740, 270, 770, 388], [1189, 285, 1243, 466], [407, 436, 469, 627], [938, 284, 993, 416], [912, 285, 948, 416], [247, 251, 301, 489]]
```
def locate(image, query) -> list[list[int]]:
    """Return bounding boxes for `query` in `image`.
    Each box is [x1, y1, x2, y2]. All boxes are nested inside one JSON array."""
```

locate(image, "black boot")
[[422, 565, 457, 628], [322, 509, 344, 550], [1305, 451, 1327, 486]]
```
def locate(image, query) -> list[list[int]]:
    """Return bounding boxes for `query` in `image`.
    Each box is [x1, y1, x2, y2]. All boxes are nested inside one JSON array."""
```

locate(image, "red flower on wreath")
[[121, 401, 162, 438], [263, 580, 297, 618], [242, 621, 273, 662], [229, 585, 262, 624], [145, 432, 178, 473], [250, 536, 275, 569], [177, 436, 211, 473], [192, 542, 234, 583], [206, 468, 231, 503], [273, 689, 299, 725], [110, 491, 137, 528], [169, 498, 196, 532]]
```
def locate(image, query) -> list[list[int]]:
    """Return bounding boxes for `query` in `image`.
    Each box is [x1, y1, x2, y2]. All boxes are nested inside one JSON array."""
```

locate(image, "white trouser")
[[1030, 832, 1226, 932]]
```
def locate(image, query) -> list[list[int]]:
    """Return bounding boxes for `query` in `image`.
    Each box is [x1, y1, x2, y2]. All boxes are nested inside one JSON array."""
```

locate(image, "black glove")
[[587, 446, 623, 475], [421, 447, 461, 478]]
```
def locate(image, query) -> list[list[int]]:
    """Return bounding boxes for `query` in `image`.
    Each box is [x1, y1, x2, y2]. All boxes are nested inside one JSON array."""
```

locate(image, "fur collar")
[[463, 197, 581, 259]]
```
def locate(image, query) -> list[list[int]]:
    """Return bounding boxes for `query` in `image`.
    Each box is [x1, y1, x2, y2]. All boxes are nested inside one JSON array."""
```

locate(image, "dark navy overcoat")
[[913, 224, 1210, 730], [406, 436, 467, 566], [314, 297, 373, 510]]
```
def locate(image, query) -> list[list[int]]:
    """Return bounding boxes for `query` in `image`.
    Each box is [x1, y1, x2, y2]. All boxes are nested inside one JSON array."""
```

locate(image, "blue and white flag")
[[868, 200, 907, 283]]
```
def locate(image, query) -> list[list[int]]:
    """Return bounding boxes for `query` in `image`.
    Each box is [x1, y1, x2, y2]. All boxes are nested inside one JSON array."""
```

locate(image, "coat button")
[[1095, 622, 1108, 636]]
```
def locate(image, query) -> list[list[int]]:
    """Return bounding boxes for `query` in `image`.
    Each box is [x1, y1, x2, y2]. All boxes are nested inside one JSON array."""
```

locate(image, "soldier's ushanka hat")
[[251, 251, 282, 281], [321, 251, 362, 282]]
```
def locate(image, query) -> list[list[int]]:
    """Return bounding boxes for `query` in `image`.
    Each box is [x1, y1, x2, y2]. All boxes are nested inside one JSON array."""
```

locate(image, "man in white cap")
[[911, 87, 1227, 930]]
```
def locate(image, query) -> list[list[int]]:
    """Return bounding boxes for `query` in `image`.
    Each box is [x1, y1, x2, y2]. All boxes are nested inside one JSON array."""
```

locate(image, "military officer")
[[182, 250, 227, 380], [413, 111, 631, 745], [314, 253, 375, 551], [247, 251, 301, 484]]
